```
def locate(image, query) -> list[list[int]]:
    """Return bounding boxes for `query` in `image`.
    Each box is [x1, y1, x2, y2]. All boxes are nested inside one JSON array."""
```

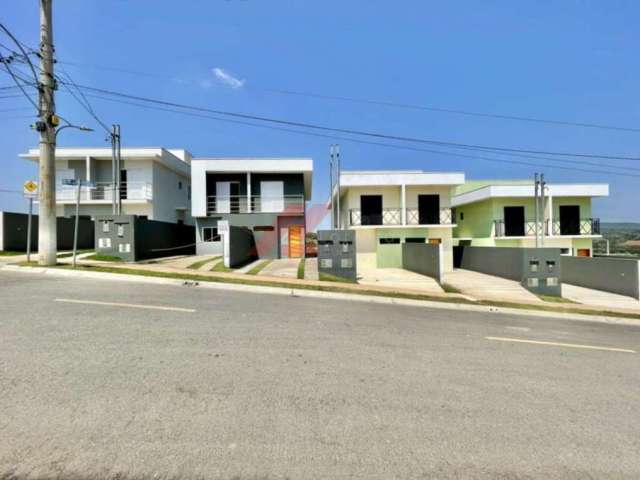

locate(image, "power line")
[[74, 90, 640, 179], [55, 70, 110, 133], [61, 81, 640, 162], [56, 58, 640, 134]]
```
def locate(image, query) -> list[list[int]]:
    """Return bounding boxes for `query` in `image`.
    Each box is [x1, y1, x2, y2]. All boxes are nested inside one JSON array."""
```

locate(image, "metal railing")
[[494, 218, 600, 237], [56, 181, 153, 202], [349, 207, 453, 226], [206, 195, 305, 215]]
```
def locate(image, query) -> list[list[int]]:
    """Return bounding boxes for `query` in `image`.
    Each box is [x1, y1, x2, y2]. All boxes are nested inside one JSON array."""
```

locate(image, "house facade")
[[452, 180, 609, 256], [191, 158, 313, 258], [331, 170, 465, 272], [20, 147, 193, 224]]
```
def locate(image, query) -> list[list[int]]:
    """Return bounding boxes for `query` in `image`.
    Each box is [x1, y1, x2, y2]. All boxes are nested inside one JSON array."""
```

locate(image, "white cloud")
[[212, 67, 245, 89]]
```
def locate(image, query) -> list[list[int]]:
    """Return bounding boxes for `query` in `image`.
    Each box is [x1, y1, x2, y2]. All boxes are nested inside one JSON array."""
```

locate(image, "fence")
[[402, 243, 443, 283], [561, 256, 640, 300]]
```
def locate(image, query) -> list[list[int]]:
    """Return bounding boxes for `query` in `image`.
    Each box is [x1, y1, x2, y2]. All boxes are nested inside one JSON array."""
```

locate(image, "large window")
[[504, 206, 525, 237], [202, 227, 219, 242]]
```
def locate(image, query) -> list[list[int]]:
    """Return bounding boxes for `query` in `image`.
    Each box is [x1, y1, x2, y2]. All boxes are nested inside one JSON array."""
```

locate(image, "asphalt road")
[[1, 270, 639, 479]]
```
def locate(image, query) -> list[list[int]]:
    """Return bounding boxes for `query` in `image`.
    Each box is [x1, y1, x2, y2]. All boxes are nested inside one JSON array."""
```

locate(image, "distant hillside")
[[601, 222, 640, 232]]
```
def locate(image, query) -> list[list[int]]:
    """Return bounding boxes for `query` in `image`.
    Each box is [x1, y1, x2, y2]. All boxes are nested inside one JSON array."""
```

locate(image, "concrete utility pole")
[[116, 124, 122, 215], [534, 173, 539, 248], [335, 144, 341, 230], [111, 125, 117, 214], [540, 173, 546, 246], [329, 145, 334, 229], [38, 0, 57, 265]]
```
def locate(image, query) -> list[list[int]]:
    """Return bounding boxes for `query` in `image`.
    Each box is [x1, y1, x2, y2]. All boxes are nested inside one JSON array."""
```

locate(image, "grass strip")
[[297, 259, 305, 279], [319, 272, 357, 284], [186, 256, 220, 270], [441, 283, 462, 294], [0, 251, 25, 256], [211, 261, 233, 273], [83, 254, 124, 262], [12, 263, 640, 321], [537, 294, 577, 304], [247, 260, 272, 275]]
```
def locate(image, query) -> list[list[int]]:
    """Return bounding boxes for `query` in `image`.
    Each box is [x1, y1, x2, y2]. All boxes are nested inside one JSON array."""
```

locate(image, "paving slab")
[[258, 258, 301, 279], [444, 269, 542, 303], [358, 267, 444, 294], [563, 283, 640, 311]]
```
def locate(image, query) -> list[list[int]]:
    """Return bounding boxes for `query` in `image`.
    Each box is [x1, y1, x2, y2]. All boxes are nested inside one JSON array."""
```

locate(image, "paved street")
[[1, 270, 639, 479]]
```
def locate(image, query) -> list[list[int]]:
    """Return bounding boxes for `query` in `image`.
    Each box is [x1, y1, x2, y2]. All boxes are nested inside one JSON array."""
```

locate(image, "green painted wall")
[[454, 199, 494, 238], [375, 228, 430, 268], [553, 197, 592, 219]]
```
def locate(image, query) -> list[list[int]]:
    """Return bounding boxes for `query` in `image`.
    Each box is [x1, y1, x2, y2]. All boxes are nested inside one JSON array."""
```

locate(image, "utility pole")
[[111, 125, 117, 214], [335, 144, 341, 230], [540, 173, 546, 246], [329, 145, 334, 229], [116, 124, 122, 215], [534, 173, 539, 248], [38, 0, 57, 265]]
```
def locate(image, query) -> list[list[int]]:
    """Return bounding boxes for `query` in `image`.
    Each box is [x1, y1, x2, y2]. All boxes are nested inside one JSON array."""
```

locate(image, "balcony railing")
[[349, 207, 453, 226], [206, 195, 305, 215], [56, 182, 152, 202], [494, 218, 600, 237]]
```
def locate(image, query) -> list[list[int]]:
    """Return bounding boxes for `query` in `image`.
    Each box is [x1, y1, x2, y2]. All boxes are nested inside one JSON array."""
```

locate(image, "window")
[[560, 248, 572, 256], [379, 238, 400, 244], [460, 212, 464, 221], [405, 237, 426, 243], [203, 227, 219, 242], [178, 181, 183, 190], [188, 185, 191, 200], [253, 225, 274, 232]]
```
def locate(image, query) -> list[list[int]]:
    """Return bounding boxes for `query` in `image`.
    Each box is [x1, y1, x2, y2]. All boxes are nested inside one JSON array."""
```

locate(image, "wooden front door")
[[289, 226, 304, 258]]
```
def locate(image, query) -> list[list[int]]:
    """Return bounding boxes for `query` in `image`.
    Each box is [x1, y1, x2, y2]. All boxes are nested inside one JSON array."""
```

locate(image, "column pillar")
[[246, 172, 252, 213], [401, 184, 406, 225]]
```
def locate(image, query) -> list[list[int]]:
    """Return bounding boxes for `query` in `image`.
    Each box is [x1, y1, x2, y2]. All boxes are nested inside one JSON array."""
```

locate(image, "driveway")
[[358, 267, 444, 294], [258, 257, 301, 278], [444, 269, 542, 303], [563, 283, 640, 311]]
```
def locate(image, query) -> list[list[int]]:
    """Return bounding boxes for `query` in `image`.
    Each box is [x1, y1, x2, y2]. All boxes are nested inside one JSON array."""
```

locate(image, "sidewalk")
[[9, 255, 640, 320]]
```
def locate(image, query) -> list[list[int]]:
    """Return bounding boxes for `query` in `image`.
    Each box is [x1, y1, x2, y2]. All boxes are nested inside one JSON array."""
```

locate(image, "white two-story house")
[[20, 147, 193, 224], [330, 170, 465, 272]]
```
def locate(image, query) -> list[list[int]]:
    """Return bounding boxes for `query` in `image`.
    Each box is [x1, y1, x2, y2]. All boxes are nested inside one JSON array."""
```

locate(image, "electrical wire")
[[72, 90, 640, 179], [56, 58, 640, 134], [55, 70, 110, 133], [59, 81, 640, 162]]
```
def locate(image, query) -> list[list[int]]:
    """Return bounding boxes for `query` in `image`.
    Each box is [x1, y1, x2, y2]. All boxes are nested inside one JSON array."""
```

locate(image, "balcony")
[[206, 195, 305, 215], [348, 207, 453, 226], [56, 182, 153, 202], [493, 218, 600, 237]]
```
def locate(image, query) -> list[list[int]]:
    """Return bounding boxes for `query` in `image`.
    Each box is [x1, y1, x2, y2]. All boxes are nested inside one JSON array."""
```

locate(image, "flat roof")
[[191, 157, 313, 199], [452, 183, 610, 207], [339, 170, 465, 187]]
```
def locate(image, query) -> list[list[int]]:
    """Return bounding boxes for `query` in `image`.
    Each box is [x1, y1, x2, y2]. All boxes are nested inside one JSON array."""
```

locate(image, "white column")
[[246, 172, 251, 213], [85, 155, 91, 182], [548, 195, 553, 237], [401, 184, 406, 225]]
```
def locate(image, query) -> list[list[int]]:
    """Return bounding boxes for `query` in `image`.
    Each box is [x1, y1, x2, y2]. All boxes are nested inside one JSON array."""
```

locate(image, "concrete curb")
[[3, 264, 639, 326]]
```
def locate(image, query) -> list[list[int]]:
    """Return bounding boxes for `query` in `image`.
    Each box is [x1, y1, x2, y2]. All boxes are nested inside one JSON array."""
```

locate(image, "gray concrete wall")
[[561, 256, 640, 299], [402, 243, 443, 283], [458, 246, 562, 296], [458, 247, 523, 281], [317, 230, 357, 281], [228, 226, 258, 268], [1, 211, 93, 252], [95, 215, 195, 262]]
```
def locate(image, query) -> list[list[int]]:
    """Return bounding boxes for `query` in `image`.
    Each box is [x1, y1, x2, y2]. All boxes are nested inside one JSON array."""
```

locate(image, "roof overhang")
[[20, 147, 191, 177], [452, 183, 610, 207], [192, 157, 313, 200], [339, 171, 465, 188]]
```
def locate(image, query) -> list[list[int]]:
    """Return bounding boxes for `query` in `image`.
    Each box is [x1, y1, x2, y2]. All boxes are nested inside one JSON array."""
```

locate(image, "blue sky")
[[1, 0, 639, 221]]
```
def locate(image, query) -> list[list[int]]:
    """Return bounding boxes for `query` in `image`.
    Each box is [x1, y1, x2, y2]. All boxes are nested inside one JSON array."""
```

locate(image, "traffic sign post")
[[23, 181, 38, 263]]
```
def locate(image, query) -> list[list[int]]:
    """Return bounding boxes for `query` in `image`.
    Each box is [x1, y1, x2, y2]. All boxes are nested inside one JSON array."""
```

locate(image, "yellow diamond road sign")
[[23, 180, 38, 196]]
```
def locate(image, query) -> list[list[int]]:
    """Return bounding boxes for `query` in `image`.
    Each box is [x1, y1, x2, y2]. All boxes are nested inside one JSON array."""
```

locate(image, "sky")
[[1, 0, 639, 221]]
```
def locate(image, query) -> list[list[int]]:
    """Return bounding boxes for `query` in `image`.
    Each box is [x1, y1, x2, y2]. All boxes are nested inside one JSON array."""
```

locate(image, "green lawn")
[[441, 283, 462, 294], [297, 259, 305, 279], [538, 294, 577, 304], [83, 254, 124, 262], [246, 260, 272, 275], [210, 261, 233, 272], [0, 251, 25, 256], [187, 256, 220, 270], [319, 272, 357, 284]]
